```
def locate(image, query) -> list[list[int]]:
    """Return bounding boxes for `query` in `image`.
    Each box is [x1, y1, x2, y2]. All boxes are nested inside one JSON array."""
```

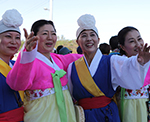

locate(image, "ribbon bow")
[[51, 69, 67, 122]]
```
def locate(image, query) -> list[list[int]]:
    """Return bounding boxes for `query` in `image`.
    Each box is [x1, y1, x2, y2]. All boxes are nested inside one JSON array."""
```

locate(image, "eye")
[[16, 36, 20, 40], [128, 39, 135, 43], [5, 35, 11, 38], [129, 41, 134, 43], [91, 33, 96, 37], [42, 32, 48, 35], [138, 37, 142, 41], [52, 32, 56, 35], [81, 34, 87, 38]]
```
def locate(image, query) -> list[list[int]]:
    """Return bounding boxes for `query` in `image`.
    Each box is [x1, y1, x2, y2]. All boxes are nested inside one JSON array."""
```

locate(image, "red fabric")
[[0, 107, 24, 122], [78, 96, 112, 110]]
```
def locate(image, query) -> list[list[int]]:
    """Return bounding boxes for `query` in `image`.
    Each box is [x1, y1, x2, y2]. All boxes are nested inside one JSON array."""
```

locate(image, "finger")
[[146, 45, 150, 50], [26, 36, 38, 45], [137, 46, 141, 53], [27, 31, 34, 39], [23, 28, 28, 39], [26, 40, 37, 51], [143, 43, 148, 52], [31, 41, 37, 49]]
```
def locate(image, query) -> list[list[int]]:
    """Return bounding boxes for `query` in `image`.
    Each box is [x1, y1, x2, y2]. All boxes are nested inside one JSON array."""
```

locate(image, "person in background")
[[77, 46, 83, 54], [117, 26, 150, 122], [109, 35, 120, 55], [6, 19, 82, 122], [67, 14, 150, 122], [109, 35, 121, 105], [56, 45, 64, 53], [0, 9, 24, 122], [58, 47, 72, 55], [99, 43, 110, 55]]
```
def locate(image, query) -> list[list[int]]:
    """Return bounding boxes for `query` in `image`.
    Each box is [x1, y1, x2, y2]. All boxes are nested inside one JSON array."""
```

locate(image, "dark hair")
[[77, 46, 82, 54], [109, 35, 119, 51], [118, 26, 139, 55], [56, 45, 64, 54], [99, 43, 110, 55], [58, 47, 72, 55], [31, 19, 56, 36]]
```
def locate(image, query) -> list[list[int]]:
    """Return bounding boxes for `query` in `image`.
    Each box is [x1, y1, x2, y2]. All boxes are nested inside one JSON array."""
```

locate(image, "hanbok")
[[6, 46, 82, 122], [0, 59, 24, 121], [67, 49, 149, 122]]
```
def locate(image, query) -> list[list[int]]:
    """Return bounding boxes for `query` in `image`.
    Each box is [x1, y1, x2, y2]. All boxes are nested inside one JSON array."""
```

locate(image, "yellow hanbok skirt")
[[118, 98, 148, 122], [24, 89, 76, 122]]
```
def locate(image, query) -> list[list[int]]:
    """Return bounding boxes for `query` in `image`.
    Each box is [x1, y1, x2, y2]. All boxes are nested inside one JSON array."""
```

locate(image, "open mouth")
[[45, 42, 53, 46], [86, 43, 93, 47], [134, 48, 141, 52]]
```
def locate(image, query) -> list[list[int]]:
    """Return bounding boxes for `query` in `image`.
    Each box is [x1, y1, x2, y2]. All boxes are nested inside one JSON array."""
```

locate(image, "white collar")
[[36, 52, 60, 70], [83, 49, 102, 76]]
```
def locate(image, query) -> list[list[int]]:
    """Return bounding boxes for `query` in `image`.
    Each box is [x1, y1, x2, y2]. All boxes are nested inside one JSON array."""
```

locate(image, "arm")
[[54, 53, 83, 71], [111, 55, 150, 90], [6, 46, 38, 90], [66, 63, 73, 95], [6, 30, 38, 90]]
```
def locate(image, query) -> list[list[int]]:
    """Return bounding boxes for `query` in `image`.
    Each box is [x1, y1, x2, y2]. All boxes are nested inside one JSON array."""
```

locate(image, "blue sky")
[[0, 0, 150, 44]]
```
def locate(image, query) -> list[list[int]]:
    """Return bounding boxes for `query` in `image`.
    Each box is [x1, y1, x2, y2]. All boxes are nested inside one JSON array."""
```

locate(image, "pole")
[[50, 0, 53, 20]]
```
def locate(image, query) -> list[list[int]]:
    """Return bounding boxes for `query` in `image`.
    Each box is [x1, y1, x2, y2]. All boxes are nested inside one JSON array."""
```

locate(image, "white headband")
[[76, 14, 99, 39], [0, 9, 23, 34]]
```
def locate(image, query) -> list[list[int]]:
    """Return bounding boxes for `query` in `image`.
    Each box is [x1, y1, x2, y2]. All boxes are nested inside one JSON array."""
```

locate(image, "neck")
[[0, 55, 11, 65], [84, 51, 96, 66], [42, 52, 53, 63]]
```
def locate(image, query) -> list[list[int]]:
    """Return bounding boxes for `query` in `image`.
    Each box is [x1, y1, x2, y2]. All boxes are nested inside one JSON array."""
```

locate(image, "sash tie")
[[51, 69, 67, 122]]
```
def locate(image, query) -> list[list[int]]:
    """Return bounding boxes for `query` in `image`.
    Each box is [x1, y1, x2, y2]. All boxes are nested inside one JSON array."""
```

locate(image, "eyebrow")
[[81, 31, 95, 35], [41, 30, 55, 33], [81, 32, 87, 35], [7, 32, 20, 36], [128, 38, 134, 41], [128, 35, 141, 41]]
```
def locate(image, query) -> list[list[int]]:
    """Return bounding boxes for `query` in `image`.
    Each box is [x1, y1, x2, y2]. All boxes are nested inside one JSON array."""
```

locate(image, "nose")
[[10, 38, 17, 44], [136, 41, 142, 47], [136, 40, 143, 50], [47, 34, 52, 39], [87, 35, 92, 41]]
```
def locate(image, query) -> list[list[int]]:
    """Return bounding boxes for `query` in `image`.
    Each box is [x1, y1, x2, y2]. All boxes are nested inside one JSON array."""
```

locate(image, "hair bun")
[[2, 9, 23, 28], [76, 14, 99, 38], [77, 14, 96, 29]]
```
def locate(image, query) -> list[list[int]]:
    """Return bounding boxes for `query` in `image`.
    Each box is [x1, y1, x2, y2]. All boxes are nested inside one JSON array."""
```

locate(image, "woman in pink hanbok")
[[6, 19, 82, 122]]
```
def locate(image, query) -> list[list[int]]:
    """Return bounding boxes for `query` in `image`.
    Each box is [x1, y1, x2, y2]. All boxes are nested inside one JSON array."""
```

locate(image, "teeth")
[[86, 43, 93, 46]]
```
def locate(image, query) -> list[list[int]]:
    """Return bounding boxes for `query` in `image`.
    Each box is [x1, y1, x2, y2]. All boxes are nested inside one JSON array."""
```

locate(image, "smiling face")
[[121, 30, 144, 57], [76, 30, 99, 56], [37, 24, 57, 57], [0, 31, 21, 59]]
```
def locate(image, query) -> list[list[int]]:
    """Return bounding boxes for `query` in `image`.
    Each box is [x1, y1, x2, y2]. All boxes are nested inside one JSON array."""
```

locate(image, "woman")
[[67, 14, 150, 122], [0, 9, 24, 121], [117, 26, 149, 122], [6, 19, 82, 122]]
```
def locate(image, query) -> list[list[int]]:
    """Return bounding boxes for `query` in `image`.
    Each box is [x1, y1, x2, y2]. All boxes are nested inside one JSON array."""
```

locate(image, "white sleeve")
[[111, 55, 149, 90], [20, 42, 38, 64], [67, 62, 73, 95]]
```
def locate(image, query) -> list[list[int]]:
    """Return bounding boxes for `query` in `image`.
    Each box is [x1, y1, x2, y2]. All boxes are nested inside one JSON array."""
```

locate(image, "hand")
[[137, 43, 150, 65], [23, 28, 39, 52], [23, 28, 28, 39]]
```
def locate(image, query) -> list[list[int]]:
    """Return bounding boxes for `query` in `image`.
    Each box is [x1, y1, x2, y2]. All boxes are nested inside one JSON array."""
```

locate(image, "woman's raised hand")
[[23, 28, 39, 52], [137, 43, 150, 65]]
